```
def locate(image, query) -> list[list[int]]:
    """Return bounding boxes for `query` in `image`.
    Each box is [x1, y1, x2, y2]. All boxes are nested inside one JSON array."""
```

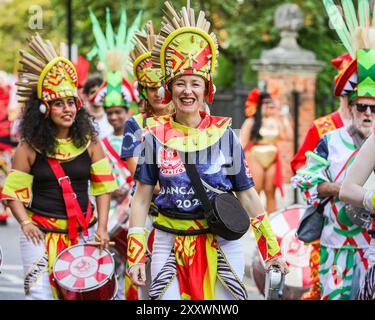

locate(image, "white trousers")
[[19, 227, 95, 300], [365, 238, 375, 268], [150, 229, 245, 300]]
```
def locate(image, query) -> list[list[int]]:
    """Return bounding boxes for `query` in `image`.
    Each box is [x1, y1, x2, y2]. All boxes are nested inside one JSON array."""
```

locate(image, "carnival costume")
[[126, 1, 282, 300], [1, 33, 118, 299], [0, 74, 15, 223], [294, 0, 375, 299], [290, 53, 352, 174], [89, 8, 137, 195], [243, 87, 283, 196], [121, 20, 166, 300], [88, 8, 143, 300], [322, 0, 375, 300], [122, 20, 165, 161], [291, 53, 352, 300], [293, 126, 370, 299]]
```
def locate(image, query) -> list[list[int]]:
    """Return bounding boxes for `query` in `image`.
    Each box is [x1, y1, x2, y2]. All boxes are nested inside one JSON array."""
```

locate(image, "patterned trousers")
[[319, 245, 368, 300]]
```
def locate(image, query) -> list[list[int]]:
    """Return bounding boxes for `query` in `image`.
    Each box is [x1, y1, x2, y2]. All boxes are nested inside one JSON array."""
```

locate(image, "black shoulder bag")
[[295, 197, 331, 243], [182, 153, 250, 241], [296, 147, 359, 243]]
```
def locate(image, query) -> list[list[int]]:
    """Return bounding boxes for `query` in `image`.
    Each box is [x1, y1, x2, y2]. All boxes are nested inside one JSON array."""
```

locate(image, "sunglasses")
[[353, 103, 375, 113]]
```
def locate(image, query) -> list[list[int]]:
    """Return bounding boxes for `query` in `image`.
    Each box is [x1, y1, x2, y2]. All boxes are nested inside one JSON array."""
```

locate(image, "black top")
[[29, 150, 91, 218]]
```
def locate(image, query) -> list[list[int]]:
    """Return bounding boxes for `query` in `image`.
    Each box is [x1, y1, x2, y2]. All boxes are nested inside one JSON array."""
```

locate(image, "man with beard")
[[292, 96, 374, 299]]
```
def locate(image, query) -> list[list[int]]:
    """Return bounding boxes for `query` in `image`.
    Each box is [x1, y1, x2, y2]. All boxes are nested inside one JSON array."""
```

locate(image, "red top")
[[290, 111, 344, 174]]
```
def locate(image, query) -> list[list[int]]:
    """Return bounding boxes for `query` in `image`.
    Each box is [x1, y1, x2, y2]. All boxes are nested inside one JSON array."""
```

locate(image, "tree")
[[0, 0, 346, 115]]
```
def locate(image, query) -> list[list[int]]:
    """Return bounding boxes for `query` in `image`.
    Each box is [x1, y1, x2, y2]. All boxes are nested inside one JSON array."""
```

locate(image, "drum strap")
[[47, 158, 92, 241], [102, 137, 133, 184]]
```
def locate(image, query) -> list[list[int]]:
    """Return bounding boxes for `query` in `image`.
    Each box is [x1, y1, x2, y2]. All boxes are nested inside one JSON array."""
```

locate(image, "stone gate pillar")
[[251, 4, 324, 183]]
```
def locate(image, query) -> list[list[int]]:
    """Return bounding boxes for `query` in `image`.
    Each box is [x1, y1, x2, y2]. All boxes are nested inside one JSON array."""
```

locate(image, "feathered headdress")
[[330, 52, 353, 93], [16, 32, 80, 115], [244, 81, 274, 117], [130, 20, 162, 90], [88, 8, 141, 108], [323, 0, 375, 99], [151, 0, 219, 103]]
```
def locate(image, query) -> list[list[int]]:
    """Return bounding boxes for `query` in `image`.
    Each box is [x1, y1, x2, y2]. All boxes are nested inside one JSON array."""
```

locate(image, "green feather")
[[89, 9, 108, 62], [106, 8, 115, 50], [342, 0, 359, 32], [125, 10, 143, 52], [323, 0, 354, 56], [116, 9, 127, 49], [359, 0, 370, 27], [86, 47, 98, 61]]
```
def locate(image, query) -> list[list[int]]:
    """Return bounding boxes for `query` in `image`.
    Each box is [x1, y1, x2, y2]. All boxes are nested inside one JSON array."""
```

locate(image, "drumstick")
[[87, 241, 116, 246]]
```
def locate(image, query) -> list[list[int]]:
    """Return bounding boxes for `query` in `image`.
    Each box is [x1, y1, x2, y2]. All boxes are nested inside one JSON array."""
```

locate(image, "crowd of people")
[[0, 0, 375, 301]]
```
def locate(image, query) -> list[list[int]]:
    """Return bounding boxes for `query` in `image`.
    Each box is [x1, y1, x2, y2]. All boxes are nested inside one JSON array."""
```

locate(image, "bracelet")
[[20, 220, 32, 228]]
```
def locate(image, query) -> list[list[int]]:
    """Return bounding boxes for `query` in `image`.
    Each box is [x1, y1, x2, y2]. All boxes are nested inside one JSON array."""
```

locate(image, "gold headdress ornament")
[[130, 20, 162, 89], [151, 0, 219, 103], [16, 32, 80, 115]]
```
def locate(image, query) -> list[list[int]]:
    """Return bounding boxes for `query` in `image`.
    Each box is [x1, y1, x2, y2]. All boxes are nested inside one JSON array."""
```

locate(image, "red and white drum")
[[108, 196, 131, 263], [251, 204, 312, 299], [53, 244, 117, 300]]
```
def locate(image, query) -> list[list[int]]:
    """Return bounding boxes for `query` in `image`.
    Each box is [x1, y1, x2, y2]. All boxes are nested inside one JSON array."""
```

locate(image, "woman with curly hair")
[[1, 33, 118, 300]]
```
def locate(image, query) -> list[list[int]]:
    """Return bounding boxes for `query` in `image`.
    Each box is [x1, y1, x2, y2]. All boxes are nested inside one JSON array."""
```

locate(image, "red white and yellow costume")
[[126, 1, 282, 300], [291, 53, 351, 300], [1, 33, 118, 299]]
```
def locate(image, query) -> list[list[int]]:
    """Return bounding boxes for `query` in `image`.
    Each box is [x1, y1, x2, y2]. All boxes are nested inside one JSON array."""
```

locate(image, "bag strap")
[[179, 152, 214, 216], [200, 178, 226, 194], [102, 137, 133, 183], [318, 148, 359, 210], [47, 158, 92, 241]]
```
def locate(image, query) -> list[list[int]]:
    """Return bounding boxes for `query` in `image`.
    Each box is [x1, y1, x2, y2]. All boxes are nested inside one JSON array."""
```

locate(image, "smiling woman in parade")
[[1, 33, 117, 299], [127, 1, 288, 300]]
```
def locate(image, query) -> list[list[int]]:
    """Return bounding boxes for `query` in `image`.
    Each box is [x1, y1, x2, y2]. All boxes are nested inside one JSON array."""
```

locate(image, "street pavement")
[[0, 215, 264, 300], [0, 216, 24, 300]]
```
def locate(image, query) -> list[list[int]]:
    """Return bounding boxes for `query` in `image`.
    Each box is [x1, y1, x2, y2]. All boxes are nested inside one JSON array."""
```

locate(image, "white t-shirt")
[[93, 113, 113, 138]]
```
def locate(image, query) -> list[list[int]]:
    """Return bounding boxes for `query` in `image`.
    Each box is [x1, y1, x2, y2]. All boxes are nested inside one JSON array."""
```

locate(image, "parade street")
[[0, 216, 264, 300], [0, 218, 24, 300]]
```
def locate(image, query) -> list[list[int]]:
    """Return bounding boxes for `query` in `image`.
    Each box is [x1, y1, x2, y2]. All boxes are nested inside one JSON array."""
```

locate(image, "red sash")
[[47, 158, 92, 241], [102, 137, 133, 184]]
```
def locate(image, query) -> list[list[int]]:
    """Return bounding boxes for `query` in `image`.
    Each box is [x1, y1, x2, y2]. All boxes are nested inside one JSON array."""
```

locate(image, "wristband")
[[127, 228, 147, 270], [20, 220, 32, 228], [250, 213, 282, 263], [363, 189, 375, 214]]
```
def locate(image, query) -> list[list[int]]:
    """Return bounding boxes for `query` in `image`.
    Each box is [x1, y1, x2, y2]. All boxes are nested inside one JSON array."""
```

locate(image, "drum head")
[[53, 244, 115, 292], [270, 204, 312, 288], [251, 205, 312, 299]]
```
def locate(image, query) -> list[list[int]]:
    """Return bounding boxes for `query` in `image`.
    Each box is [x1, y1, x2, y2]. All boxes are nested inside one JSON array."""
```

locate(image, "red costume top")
[[290, 52, 352, 174]]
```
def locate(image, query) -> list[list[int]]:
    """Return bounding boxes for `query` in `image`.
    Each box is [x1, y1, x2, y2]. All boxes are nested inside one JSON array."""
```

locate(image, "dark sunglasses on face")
[[353, 103, 375, 113]]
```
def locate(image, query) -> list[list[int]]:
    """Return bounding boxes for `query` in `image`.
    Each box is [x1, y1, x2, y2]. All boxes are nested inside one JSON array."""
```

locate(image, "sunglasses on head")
[[353, 103, 375, 113]]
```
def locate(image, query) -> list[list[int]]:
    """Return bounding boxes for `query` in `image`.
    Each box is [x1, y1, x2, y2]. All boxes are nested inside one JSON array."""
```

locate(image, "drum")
[[53, 244, 117, 300], [108, 196, 131, 263], [251, 204, 312, 300]]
